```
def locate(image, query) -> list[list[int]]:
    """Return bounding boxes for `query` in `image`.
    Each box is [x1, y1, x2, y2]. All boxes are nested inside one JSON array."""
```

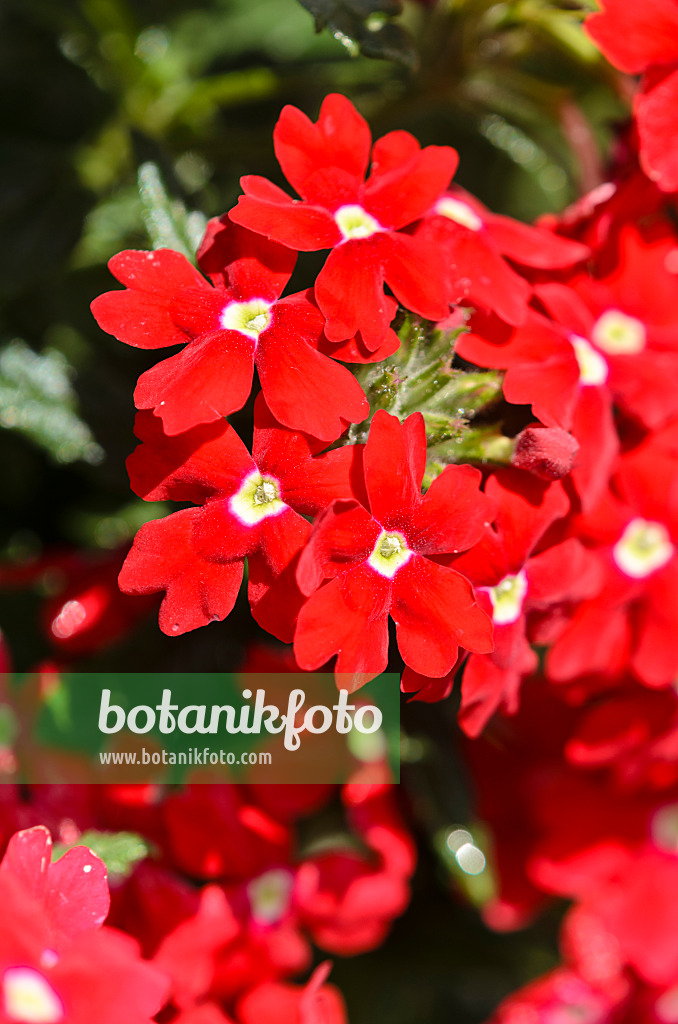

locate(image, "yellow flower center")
[[571, 334, 608, 386], [368, 530, 412, 578], [613, 518, 674, 579], [334, 205, 383, 242], [486, 571, 528, 625], [3, 968, 64, 1024], [230, 471, 285, 526], [220, 299, 272, 341], [592, 310, 646, 355], [247, 869, 294, 925], [435, 196, 483, 231]]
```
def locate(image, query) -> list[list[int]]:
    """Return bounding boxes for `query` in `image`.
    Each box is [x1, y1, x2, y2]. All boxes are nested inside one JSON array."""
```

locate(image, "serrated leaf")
[[0, 340, 104, 465], [296, 0, 418, 69], [138, 162, 207, 261]]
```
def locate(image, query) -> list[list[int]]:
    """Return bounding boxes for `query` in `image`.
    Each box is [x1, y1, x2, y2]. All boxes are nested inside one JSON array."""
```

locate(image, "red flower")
[[162, 785, 292, 883], [91, 219, 369, 441], [461, 681, 666, 930], [230, 93, 458, 350], [488, 967, 627, 1024], [0, 826, 168, 1024], [421, 185, 588, 327], [566, 681, 678, 792], [535, 223, 678, 430], [548, 433, 678, 689], [419, 470, 595, 736], [235, 964, 347, 1024], [119, 395, 364, 639], [0, 826, 109, 947], [294, 783, 415, 954], [565, 848, 678, 990], [457, 308, 619, 510], [293, 410, 495, 688], [585, 0, 678, 192]]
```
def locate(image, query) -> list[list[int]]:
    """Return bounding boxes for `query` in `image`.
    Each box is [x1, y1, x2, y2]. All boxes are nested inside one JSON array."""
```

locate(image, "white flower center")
[[367, 530, 412, 578], [247, 869, 294, 926], [571, 334, 608, 386], [613, 518, 674, 579], [230, 470, 286, 526], [592, 310, 646, 355], [486, 571, 528, 625], [334, 205, 383, 242], [3, 968, 64, 1024], [220, 299, 272, 341], [435, 196, 483, 231]]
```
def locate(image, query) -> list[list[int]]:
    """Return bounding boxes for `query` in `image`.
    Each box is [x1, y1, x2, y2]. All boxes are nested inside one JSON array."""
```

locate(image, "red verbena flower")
[[230, 93, 458, 350], [535, 223, 678, 430], [235, 964, 347, 1024], [293, 410, 495, 688], [438, 471, 595, 736], [91, 219, 369, 441], [119, 395, 365, 639], [585, 0, 678, 192], [421, 185, 588, 327], [548, 433, 678, 689], [0, 826, 168, 1024], [457, 308, 620, 510]]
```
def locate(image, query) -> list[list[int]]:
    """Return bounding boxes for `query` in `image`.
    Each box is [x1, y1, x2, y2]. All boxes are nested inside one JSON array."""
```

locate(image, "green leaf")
[[138, 161, 207, 261], [0, 340, 104, 465], [296, 0, 418, 69], [53, 830, 152, 883]]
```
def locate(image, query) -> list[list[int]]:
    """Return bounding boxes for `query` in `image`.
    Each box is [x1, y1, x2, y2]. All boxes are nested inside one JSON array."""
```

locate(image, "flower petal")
[[127, 411, 255, 504], [636, 66, 678, 193], [119, 509, 243, 635], [365, 145, 459, 230], [232, 178, 340, 250], [91, 250, 215, 350], [392, 556, 494, 677], [256, 295, 369, 441], [274, 94, 372, 202], [363, 410, 426, 526], [294, 568, 390, 689], [133, 330, 256, 435], [314, 240, 397, 349], [486, 214, 589, 269], [409, 464, 496, 556], [197, 215, 296, 298]]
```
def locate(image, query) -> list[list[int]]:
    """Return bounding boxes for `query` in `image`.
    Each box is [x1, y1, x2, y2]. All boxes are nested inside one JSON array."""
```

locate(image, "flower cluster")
[[0, 764, 412, 1023], [79, 22, 678, 1018], [91, 87, 678, 727], [0, 824, 168, 1023]]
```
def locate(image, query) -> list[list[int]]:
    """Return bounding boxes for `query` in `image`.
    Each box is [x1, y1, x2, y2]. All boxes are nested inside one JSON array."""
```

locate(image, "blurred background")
[[0, 0, 624, 1018]]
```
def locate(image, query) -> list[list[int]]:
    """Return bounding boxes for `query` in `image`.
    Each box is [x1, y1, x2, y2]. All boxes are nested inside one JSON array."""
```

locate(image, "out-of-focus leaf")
[[0, 340, 104, 466], [53, 829, 151, 882], [73, 185, 143, 267], [296, 0, 418, 69], [138, 161, 206, 260]]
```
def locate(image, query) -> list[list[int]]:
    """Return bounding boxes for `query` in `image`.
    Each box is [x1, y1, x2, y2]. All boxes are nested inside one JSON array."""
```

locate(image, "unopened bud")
[[511, 426, 578, 481]]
